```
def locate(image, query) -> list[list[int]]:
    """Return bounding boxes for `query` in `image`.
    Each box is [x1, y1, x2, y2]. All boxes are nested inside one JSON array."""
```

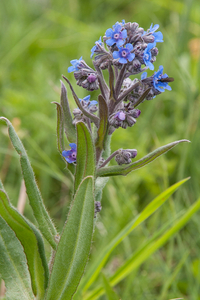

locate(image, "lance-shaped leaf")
[[0, 117, 57, 249], [95, 95, 108, 151], [74, 122, 95, 192], [108, 63, 116, 101], [94, 64, 110, 102], [133, 87, 151, 108], [0, 189, 49, 298], [97, 140, 190, 177], [0, 215, 34, 300], [60, 80, 76, 143], [79, 177, 189, 293], [117, 81, 140, 103], [62, 76, 99, 127], [52, 101, 64, 153], [45, 176, 94, 300], [114, 64, 126, 97]]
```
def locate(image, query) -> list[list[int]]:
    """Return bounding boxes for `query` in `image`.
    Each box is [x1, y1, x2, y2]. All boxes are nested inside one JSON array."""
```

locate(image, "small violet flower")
[[91, 37, 102, 58], [143, 43, 154, 70], [114, 111, 126, 121], [62, 143, 77, 163], [79, 95, 98, 107], [68, 57, 83, 73], [153, 66, 172, 92], [113, 43, 135, 64], [105, 22, 127, 48]]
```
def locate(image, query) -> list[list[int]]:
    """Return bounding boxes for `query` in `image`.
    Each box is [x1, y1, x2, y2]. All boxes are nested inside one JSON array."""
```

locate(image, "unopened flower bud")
[[115, 148, 137, 165], [142, 35, 155, 43], [151, 47, 159, 56]]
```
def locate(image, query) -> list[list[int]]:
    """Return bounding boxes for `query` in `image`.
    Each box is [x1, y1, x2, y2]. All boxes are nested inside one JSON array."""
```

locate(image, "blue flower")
[[62, 143, 77, 163], [105, 22, 127, 48], [79, 95, 98, 107], [113, 43, 135, 64], [153, 66, 172, 92], [68, 57, 83, 73], [143, 23, 163, 45], [141, 72, 147, 80], [143, 43, 154, 70], [91, 37, 102, 58]]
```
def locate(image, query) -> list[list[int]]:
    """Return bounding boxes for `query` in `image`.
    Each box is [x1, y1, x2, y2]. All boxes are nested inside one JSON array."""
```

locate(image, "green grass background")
[[0, 0, 200, 299]]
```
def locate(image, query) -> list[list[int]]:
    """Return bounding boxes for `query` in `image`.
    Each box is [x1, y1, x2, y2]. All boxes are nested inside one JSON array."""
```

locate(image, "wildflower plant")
[[0, 20, 196, 300]]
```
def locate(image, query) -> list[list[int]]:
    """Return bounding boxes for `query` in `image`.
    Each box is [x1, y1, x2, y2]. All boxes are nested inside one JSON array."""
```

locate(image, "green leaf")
[[0, 189, 49, 298], [80, 177, 190, 293], [84, 195, 200, 300], [62, 76, 99, 127], [97, 140, 190, 177], [60, 80, 76, 143], [0, 117, 57, 249], [95, 95, 108, 152], [0, 215, 34, 300], [101, 273, 119, 300], [45, 176, 95, 300], [74, 122, 96, 192], [52, 101, 64, 154]]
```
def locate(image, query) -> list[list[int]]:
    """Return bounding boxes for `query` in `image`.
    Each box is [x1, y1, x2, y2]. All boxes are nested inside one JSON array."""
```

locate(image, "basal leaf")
[[79, 177, 189, 293], [74, 122, 95, 192], [45, 176, 94, 300], [0, 117, 57, 249], [0, 189, 48, 298], [0, 215, 34, 300], [60, 81, 76, 143], [97, 140, 190, 177]]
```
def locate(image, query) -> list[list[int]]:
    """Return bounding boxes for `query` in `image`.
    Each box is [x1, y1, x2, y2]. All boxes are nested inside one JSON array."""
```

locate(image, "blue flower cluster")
[[63, 20, 173, 163]]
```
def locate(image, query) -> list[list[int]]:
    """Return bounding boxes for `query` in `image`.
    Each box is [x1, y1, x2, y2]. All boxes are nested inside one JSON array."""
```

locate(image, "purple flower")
[[62, 143, 77, 163], [153, 66, 172, 92], [105, 22, 127, 48], [113, 43, 135, 64], [114, 111, 126, 121], [91, 37, 102, 58], [68, 57, 83, 73], [143, 43, 154, 70], [79, 95, 98, 107]]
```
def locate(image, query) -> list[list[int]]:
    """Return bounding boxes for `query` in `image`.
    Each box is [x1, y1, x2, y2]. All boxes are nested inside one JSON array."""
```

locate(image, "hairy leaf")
[[97, 140, 190, 177], [74, 122, 95, 192], [62, 76, 99, 127], [60, 80, 76, 143], [52, 101, 64, 153], [0, 215, 34, 300], [0, 189, 48, 298], [0, 117, 57, 249], [45, 176, 94, 300], [95, 95, 108, 151]]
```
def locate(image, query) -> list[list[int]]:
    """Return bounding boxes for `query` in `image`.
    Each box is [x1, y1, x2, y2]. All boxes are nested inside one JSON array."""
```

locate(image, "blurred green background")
[[0, 0, 200, 299]]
